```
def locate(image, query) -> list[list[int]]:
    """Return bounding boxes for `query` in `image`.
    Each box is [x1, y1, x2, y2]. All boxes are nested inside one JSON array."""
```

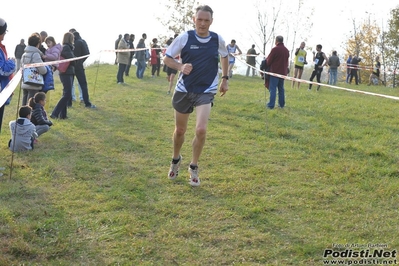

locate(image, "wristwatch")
[[222, 75, 229, 80]]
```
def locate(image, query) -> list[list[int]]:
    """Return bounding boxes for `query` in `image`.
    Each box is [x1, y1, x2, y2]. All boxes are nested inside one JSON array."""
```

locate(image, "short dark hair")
[[276, 36, 284, 43], [28, 33, 41, 47], [196, 5, 213, 17], [316, 44, 322, 49], [19, 106, 32, 118]]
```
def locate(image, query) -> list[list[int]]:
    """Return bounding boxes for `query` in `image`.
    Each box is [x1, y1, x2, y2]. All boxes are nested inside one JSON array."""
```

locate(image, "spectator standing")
[[164, 5, 229, 187], [349, 56, 361, 85], [346, 54, 352, 83], [50, 32, 75, 119], [163, 37, 174, 73], [292, 41, 307, 89], [226, 39, 242, 78], [328, 50, 340, 85], [21, 33, 48, 105], [68, 29, 83, 105], [42, 36, 61, 111], [115, 34, 122, 65], [0, 17, 16, 133], [125, 34, 135, 76], [246, 44, 259, 77], [265, 36, 289, 109], [117, 33, 130, 84], [135, 33, 147, 79], [150, 38, 161, 77], [166, 34, 179, 94], [71, 30, 96, 108], [43, 36, 61, 67], [14, 39, 25, 72], [38, 31, 47, 55], [308, 44, 328, 91]]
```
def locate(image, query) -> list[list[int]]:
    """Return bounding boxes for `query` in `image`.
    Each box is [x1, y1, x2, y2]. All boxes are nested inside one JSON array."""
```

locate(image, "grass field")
[[1, 64, 399, 265]]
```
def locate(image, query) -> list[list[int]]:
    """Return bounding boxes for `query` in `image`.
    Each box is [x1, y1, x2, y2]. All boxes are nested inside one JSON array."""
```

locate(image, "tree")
[[284, 0, 314, 73], [249, 0, 314, 74], [249, 0, 282, 57], [157, 0, 199, 43], [382, 6, 399, 87], [345, 17, 381, 84]]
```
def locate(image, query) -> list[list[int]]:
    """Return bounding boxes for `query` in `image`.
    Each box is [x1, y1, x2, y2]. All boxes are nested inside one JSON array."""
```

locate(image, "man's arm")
[[219, 55, 229, 96], [164, 56, 192, 76]]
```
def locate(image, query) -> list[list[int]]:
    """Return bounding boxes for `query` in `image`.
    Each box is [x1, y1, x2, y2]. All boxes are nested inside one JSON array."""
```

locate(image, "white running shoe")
[[189, 166, 200, 187], [168, 156, 182, 180]]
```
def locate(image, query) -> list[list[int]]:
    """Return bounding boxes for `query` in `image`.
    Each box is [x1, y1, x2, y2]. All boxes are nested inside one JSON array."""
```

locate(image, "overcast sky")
[[2, 0, 396, 66]]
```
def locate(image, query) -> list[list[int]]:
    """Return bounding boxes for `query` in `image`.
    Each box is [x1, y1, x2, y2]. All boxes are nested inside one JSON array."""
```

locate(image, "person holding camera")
[[292, 41, 307, 89]]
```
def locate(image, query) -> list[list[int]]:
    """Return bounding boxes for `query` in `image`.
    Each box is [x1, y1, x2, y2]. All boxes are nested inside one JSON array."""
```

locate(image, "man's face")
[[193, 10, 213, 37], [300, 42, 305, 49]]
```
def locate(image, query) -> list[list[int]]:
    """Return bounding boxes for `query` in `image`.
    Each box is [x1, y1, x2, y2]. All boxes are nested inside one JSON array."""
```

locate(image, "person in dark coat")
[[125, 34, 135, 76], [70, 30, 96, 108], [50, 32, 75, 119], [14, 39, 26, 72], [28, 92, 52, 137], [349, 55, 362, 85]]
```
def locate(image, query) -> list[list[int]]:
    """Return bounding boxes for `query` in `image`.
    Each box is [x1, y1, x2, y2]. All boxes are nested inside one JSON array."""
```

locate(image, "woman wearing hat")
[[0, 17, 16, 133]]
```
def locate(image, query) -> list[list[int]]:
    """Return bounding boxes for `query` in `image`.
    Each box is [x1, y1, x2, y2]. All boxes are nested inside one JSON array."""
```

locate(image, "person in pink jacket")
[[43, 36, 62, 70]]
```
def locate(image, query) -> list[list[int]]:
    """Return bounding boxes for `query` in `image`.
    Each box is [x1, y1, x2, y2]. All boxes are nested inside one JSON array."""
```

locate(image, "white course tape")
[[0, 69, 22, 108], [233, 55, 399, 101]]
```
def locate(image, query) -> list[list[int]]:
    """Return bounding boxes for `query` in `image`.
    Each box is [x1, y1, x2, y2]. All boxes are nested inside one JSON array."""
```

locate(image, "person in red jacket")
[[265, 35, 289, 109], [150, 38, 161, 77]]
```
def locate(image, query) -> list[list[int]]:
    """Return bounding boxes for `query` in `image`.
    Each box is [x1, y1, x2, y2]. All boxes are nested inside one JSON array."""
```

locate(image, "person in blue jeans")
[[71, 82, 83, 103], [135, 33, 147, 79], [265, 36, 289, 109], [328, 50, 340, 85]]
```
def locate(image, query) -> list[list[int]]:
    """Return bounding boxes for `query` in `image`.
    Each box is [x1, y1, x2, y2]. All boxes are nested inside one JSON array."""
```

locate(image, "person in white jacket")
[[9, 106, 38, 152]]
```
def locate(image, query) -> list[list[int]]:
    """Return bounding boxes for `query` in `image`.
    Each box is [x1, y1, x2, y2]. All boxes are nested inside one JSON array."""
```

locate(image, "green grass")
[[1, 64, 399, 265]]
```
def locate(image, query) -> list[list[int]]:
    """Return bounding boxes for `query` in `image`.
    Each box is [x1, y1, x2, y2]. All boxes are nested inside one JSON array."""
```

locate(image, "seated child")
[[28, 92, 53, 137], [9, 106, 38, 152]]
